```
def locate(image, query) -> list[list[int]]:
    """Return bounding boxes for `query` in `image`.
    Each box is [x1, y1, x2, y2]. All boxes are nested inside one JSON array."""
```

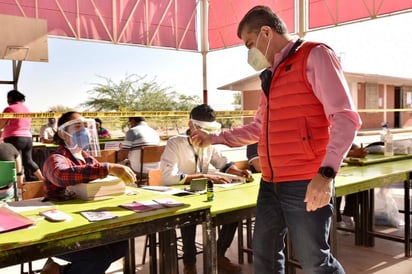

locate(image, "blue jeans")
[[58, 240, 128, 274], [253, 179, 345, 274]]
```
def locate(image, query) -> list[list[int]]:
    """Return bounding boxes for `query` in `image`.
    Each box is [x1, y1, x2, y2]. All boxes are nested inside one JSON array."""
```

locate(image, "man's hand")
[[108, 163, 137, 185], [204, 174, 231, 184], [304, 173, 333, 211], [228, 168, 253, 182], [190, 128, 213, 148], [347, 146, 368, 158]]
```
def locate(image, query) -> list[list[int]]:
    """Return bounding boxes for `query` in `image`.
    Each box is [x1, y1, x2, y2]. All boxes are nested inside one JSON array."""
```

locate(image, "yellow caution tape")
[[0, 109, 410, 119], [0, 110, 258, 119]]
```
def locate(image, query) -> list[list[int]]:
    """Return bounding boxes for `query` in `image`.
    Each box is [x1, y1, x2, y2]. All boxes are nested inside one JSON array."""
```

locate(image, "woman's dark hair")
[[95, 118, 102, 125], [7, 90, 26, 104], [237, 5, 288, 39], [190, 104, 216, 122], [53, 111, 80, 145]]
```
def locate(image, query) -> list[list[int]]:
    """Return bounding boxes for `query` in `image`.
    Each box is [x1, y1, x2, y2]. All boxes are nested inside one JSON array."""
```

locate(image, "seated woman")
[[41, 111, 136, 274], [95, 118, 111, 139]]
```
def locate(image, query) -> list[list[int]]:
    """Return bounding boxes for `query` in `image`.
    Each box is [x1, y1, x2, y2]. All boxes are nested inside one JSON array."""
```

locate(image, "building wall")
[[355, 83, 395, 130], [241, 83, 412, 131], [400, 86, 412, 128], [242, 90, 261, 125]]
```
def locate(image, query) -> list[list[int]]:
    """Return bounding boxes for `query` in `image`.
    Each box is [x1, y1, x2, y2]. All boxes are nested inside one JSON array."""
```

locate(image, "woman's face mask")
[[70, 128, 90, 149], [58, 118, 98, 154], [247, 31, 271, 71]]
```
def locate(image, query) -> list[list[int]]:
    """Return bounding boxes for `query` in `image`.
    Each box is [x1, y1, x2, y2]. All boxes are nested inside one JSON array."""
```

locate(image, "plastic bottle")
[[379, 123, 388, 142], [206, 180, 214, 201], [383, 124, 394, 157]]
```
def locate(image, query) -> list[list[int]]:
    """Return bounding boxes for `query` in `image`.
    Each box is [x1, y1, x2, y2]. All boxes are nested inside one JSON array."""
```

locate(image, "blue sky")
[[0, 12, 411, 112]]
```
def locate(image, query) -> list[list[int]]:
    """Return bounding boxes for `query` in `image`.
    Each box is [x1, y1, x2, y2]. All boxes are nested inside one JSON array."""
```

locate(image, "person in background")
[[0, 142, 24, 200], [336, 143, 368, 228], [39, 117, 57, 144], [161, 104, 252, 274], [121, 117, 160, 176], [41, 111, 135, 274], [94, 118, 111, 139], [190, 6, 362, 274], [246, 142, 261, 173], [0, 90, 44, 182]]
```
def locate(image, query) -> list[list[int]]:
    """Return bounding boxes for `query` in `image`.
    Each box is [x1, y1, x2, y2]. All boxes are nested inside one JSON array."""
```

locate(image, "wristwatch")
[[318, 166, 336, 179]]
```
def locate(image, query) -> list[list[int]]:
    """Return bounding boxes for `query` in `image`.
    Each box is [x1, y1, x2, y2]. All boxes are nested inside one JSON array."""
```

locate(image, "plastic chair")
[[17, 180, 45, 274], [137, 145, 165, 186], [94, 150, 117, 163], [0, 160, 18, 201], [0, 161, 37, 273]]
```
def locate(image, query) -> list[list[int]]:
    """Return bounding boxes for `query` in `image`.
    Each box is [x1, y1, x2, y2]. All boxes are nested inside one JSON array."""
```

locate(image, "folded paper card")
[[0, 206, 34, 233], [120, 198, 185, 213], [152, 198, 185, 207], [119, 200, 164, 213], [80, 210, 118, 222]]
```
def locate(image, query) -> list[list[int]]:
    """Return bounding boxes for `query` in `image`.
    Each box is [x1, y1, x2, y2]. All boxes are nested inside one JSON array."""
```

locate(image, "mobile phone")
[[190, 178, 208, 192]]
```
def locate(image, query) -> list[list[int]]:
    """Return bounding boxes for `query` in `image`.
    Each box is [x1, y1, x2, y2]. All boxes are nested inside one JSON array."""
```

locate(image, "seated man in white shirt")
[[121, 117, 160, 182], [160, 104, 252, 274], [39, 117, 57, 144]]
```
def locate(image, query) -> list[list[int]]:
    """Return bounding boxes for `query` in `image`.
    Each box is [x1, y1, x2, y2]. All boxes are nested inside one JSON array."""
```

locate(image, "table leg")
[[404, 177, 411, 257], [246, 218, 254, 263], [366, 189, 375, 246], [354, 192, 362, 245], [237, 221, 244, 264], [124, 238, 136, 274], [158, 230, 178, 274], [202, 210, 215, 274], [149, 234, 158, 274]]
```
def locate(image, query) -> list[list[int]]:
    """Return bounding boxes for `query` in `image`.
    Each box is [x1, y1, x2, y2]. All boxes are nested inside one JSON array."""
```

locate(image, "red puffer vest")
[[259, 41, 330, 183]]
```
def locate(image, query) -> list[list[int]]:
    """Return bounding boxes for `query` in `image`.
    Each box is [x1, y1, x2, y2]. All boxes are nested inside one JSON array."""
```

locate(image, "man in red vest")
[[191, 5, 361, 274]]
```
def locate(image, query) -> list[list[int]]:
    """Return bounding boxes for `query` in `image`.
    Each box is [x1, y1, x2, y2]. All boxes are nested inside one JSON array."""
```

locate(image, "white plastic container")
[[383, 127, 394, 157]]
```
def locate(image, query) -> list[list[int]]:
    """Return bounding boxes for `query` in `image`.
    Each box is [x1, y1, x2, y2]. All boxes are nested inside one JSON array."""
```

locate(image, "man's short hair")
[[237, 5, 288, 38], [129, 117, 145, 124], [190, 104, 216, 122]]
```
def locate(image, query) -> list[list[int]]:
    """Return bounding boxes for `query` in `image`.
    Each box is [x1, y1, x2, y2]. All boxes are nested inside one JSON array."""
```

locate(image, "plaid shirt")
[[43, 146, 109, 200]]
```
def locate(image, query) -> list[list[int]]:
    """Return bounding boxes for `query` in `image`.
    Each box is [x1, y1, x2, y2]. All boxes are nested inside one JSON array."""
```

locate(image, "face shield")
[[58, 118, 101, 157], [191, 119, 222, 134]]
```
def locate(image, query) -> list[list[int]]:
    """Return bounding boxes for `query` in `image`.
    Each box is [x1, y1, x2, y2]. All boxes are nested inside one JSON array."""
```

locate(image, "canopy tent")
[[1, 0, 411, 101]]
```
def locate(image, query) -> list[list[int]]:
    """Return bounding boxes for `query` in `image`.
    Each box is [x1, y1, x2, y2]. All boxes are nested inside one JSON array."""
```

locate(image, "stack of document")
[[67, 175, 125, 200], [209, 171, 247, 183]]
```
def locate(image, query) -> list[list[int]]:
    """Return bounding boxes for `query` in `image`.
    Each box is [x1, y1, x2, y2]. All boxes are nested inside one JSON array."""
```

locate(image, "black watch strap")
[[318, 166, 336, 179]]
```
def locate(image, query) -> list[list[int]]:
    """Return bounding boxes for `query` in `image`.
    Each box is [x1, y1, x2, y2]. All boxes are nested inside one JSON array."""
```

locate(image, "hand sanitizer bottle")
[[383, 124, 394, 157], [207, 180, 214, 201]]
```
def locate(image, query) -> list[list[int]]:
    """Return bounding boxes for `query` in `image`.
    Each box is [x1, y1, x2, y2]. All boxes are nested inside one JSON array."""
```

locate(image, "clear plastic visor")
[[191, 119, 221, 134], [58, 118, 101, 157]]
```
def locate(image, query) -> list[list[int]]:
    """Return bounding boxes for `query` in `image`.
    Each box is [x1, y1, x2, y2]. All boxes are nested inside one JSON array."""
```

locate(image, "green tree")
[[80, 74, 201, 111], [48, 105, 75, 113], [233, 92, 242, 110]]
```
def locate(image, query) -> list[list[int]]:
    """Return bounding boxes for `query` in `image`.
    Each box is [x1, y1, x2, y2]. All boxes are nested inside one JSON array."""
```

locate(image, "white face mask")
[[247, 32, 271, 71]]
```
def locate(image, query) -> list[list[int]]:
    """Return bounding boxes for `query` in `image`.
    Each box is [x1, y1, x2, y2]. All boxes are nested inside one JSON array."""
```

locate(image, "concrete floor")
[[5, 222, 411, 274]]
